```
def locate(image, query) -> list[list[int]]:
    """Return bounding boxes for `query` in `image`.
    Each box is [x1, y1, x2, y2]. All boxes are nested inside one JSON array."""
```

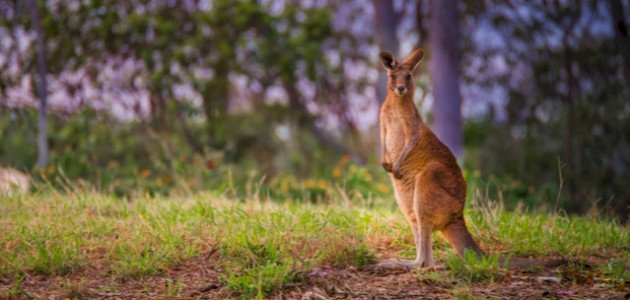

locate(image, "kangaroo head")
[[379, 49, 424, 97]]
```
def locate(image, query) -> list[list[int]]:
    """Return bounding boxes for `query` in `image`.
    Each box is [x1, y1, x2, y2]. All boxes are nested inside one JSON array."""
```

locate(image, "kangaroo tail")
[[502, 257, 570, 270], [441, 217, 570, 270], [441, 217, 484, 257]]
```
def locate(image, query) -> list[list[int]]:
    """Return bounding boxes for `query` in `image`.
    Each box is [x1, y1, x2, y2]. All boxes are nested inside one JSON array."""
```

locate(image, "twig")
[[189, 283, 220, 296], [205, 246, 219, 262], [92, 291, 125, 298], [555, 157, 564, 213]]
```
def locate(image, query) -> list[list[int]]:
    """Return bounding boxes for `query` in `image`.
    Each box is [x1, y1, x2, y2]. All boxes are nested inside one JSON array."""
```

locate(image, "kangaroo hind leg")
[[413, 176, 434, 267]]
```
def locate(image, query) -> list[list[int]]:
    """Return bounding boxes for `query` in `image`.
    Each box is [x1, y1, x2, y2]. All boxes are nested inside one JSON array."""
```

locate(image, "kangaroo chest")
[[382, 106, 420, 159], [383, 114, 406, 158]]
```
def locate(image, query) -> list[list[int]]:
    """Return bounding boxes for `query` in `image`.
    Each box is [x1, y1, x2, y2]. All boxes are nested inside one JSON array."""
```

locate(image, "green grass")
[[0, 188, 628, 298], [446, 251, 509, 283]]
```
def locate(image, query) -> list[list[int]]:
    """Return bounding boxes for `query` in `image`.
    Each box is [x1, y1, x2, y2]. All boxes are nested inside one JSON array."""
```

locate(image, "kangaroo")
[[378, 49, 483, 268]]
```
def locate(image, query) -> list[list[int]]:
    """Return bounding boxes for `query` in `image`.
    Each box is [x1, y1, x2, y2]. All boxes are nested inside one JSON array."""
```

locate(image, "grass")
[[0, 186, 628, 298], [446, 251, 509, 283]]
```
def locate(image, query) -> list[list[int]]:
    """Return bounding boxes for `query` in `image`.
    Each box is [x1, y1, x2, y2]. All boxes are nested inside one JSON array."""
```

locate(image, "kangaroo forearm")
[[394, 149, 410, 169], [380, 145, 393, 172], [380, 147, 388, 162], [381, 146, 389, 163], [379, 122, 389, 163]]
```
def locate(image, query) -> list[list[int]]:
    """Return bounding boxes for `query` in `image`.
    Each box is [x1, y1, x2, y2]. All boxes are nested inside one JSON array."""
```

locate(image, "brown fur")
[[378, 49, 483, 267]]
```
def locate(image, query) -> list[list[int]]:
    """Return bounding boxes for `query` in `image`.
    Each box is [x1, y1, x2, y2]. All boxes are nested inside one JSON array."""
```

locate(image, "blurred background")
[[0, 0, 628, 220]]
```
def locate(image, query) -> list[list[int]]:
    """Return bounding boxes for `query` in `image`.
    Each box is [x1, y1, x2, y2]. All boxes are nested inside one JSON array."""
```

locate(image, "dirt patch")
[[278, 264, 627, 300], [1, 256, 627, 299], [0, 254, 230, 299]]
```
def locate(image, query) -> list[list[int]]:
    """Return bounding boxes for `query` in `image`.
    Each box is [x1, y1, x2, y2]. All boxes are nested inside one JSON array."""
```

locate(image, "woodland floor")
[[0, 191, 628, 299], [2, 254, 628, 299]]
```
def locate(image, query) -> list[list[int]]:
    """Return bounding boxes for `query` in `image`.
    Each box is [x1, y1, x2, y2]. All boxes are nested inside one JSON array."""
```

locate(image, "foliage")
[[1, 107, 568, 213], [461, 0, 630, 218], [1, 0, 371, 160], [0, 107, 393, 201]]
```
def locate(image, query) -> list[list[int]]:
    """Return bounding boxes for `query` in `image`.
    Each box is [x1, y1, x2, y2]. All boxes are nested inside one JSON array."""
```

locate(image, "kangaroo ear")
[[402, 49, 424, 71], [379, 51, 397, 70]]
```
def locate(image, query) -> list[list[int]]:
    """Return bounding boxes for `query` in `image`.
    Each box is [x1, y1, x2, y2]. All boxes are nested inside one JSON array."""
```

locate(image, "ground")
[[0, 191, 628, 299], [4, 256, 627, 299]]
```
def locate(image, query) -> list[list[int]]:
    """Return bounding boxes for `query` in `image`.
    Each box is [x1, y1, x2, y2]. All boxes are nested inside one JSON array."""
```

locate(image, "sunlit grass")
[[467, 192, 629, 257], [0, 187, 627, 298]]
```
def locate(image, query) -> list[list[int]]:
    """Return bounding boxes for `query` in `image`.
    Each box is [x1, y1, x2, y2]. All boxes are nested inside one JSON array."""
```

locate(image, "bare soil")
[[1, 254, 627, 299]]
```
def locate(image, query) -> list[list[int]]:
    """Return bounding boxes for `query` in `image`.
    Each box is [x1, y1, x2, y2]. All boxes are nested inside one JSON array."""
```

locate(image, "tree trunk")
[[176, 107, 204, 154], [429, 0, 463, 158], [608, 0, 630, 82], [28, 0, 48, 167], [563, 43, 578, 212], [414, 1, 429, 50], [202, 61, 230, 151], [373, 0, 399, 105]]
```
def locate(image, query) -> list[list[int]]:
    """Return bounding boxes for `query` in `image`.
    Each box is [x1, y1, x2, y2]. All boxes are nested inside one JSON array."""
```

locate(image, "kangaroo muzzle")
[[396, 86, 407, 95]]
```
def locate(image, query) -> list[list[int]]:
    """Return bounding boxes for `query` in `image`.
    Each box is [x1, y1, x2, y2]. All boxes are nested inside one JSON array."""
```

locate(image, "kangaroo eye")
[[406, 74, 411, 80], [390, 74, 396, 79]]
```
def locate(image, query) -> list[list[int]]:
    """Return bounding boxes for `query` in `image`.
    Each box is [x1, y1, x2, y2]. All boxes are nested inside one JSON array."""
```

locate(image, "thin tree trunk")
[[609, 0, 630, 82], [560, 8, 582, 212], [373, 0, 399, 105], [202, 61, 230, 151], [563, 43, 577, 211], [609, 1, 630, 221], [429, 0, 463, 158], [414, 1, 428, 50], [176, 107, 204, 154], [28, 0, 48, 167]]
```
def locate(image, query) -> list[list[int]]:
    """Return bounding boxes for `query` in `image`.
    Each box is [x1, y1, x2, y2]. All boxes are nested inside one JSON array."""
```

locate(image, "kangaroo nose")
[[397, 86, 406, 93]]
